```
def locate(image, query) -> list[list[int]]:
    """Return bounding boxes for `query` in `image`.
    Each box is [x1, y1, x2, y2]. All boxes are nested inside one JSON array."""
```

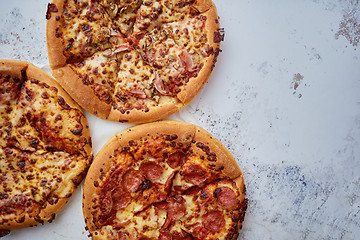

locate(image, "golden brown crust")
[[83, 120, 246, 237], [194, 0, 214, 13], [177, 5, 221, 105], [83, 134, 120, 232], [0, 59, 28, 78], [0, 60, 93, 231], [46, 0, 67, 69], [1, 198, 69, 231], [52, 66, 112, 120], [192, 125, 243, 180], [107, 98, 183, 123]]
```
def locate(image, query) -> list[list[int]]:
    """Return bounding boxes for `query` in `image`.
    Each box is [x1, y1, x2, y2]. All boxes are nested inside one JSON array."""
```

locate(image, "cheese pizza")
[[46, 0, 223, 123], [0, 60, 92, 236], [83, 120, 246, 239]]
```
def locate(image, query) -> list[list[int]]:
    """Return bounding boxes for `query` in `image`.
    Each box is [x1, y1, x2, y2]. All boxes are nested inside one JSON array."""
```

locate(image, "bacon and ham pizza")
[[0, 60, 92, 236], [83, 120, 246, 239], [46, 0, 223, 123]]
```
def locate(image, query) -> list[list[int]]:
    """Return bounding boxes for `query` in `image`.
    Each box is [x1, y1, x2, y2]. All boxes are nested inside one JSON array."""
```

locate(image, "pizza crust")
[[107, 97, 183, 123], [83, 120, 246, 238], [52, 65, 112, 120], [0, 59, 28, 79], [194, 0, 215, 13], [0, 60, 93, 231], [46, 0, 67, 69]]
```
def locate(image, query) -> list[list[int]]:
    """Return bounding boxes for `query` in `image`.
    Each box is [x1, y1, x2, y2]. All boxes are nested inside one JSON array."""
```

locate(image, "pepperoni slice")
[[167, 196, 186, 221], [183, 164, 207, 185], [167, 151, 186, 169], [214, 186, 237, 209], [159, 229, 192, 240], [156, 196, 186, 229], [171, 230, 192, 240], [164, 171, 176, 192], [122, 169, 144, 192], [140, 161, 163, 181], [202, 210, 225, 233], [112, 189, 131, 210], [159, 230, 172, 240]]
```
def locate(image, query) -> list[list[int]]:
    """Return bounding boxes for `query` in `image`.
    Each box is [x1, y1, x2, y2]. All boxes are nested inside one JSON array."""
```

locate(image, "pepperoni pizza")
[[0, 60, 92, 236], [83, 121, 246, 239], [46, 0, 223, 123]]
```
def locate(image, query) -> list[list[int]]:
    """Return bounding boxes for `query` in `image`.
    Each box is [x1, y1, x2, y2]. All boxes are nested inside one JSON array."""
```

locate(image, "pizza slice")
[[47, 0, 122, 67], [108, 49, 183, 122], [5, 78, 88, 154], [133, 15, 211, 96]]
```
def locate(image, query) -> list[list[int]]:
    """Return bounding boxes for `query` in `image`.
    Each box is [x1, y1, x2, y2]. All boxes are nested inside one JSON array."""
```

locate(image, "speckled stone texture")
[[0, 0, 359, 239]]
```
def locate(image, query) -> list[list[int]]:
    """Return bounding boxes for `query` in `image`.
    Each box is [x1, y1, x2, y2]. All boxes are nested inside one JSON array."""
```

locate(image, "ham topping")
[[113, 43, 131, 53], [179, 50, 194, 73], [154, 73, 171, 96], [127, 88, 147, 99]]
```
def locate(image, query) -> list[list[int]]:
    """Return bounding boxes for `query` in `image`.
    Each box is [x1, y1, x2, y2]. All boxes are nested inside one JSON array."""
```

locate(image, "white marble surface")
[[1, 0, 360, 239]]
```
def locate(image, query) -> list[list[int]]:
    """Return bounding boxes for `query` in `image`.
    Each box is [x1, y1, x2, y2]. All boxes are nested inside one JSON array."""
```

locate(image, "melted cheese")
[[0, 74, 91, 226]]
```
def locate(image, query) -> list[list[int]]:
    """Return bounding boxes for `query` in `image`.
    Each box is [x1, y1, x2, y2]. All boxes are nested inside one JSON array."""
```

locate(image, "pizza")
[[83, 120, 246, 239], [0, 59, 92, 236], [46, 0, 223, 123]]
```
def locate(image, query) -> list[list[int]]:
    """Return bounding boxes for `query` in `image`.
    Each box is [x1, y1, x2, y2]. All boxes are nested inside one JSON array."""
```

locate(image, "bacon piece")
[[183, 164, 207, 185], [122, 169, 144, 192], [202, 210, 225, 233], [179, 50, 194, 73], [167, 151, 186, 169], [140, 161, 163, 181], [214, 186, 237, 209]]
